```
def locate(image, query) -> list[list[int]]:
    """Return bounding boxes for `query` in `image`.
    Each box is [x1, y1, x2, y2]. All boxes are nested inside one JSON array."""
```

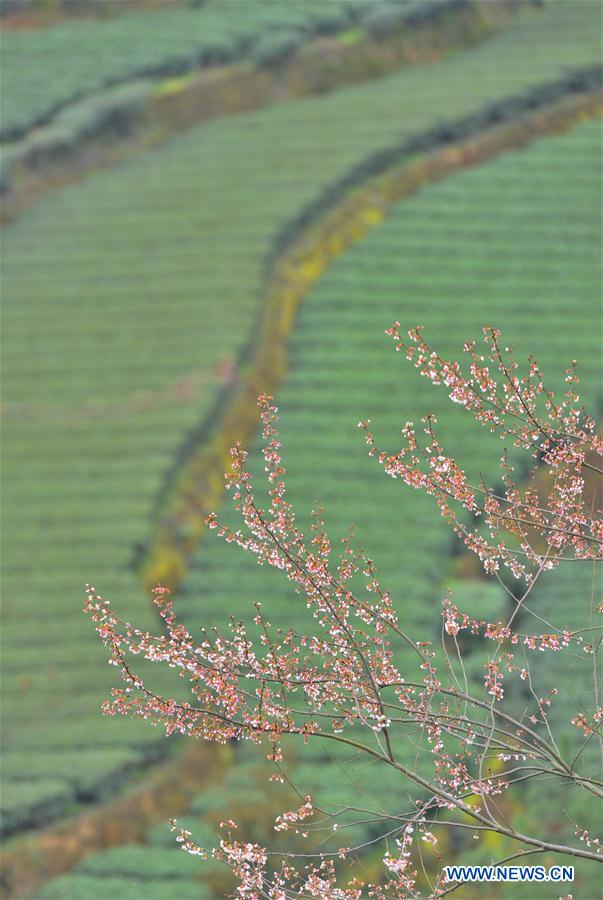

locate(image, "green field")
[[2, 0, 602, 885], [174, 118, 602, 896], [36, 114, 603, 900], [182, 116, 602, 633], [0, 0, 406, 140]]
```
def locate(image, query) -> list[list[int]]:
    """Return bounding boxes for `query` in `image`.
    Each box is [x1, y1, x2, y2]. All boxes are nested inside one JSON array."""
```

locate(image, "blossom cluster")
[[359, 325, 602, 580]]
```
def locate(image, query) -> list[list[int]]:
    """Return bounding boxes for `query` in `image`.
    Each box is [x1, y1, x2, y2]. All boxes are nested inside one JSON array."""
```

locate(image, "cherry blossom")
[[85, 329, 602, 897]]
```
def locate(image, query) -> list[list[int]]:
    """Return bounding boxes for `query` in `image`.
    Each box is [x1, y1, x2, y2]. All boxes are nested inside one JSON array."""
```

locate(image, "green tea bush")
[[76, 846, 202, 879], [1, 779, 75, 836], [360, 1, 410, 37], [251, 30, 304, 68], [38, 875, 203, 899]]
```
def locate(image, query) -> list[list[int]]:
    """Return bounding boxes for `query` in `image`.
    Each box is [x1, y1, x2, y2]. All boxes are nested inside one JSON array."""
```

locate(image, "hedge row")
[[2, 0, 434, 140]]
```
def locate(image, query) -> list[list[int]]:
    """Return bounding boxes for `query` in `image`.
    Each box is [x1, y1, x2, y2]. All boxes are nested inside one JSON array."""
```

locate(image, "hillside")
[[1, 0, 601, 896], [34, 114, 603, 900]]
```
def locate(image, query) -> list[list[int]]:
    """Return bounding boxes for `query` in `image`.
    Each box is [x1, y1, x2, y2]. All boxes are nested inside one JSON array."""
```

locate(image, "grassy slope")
[[174, 119, 600, 896], [2, 0, 601, 840], [0, 0, 380, 138], [38, 114, 602, 900]]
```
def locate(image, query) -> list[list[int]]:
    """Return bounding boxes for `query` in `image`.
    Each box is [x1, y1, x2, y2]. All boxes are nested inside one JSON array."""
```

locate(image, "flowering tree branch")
[[85, 327, 601, 897]]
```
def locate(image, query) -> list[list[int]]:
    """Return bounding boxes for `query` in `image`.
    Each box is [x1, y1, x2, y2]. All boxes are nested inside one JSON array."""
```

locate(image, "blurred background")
[[1, 1, 601, 897]]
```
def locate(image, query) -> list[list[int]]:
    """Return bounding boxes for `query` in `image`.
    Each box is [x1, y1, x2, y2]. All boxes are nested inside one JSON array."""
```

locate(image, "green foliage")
[[189, 761, 267, 815], [251, 30, 304, 68], [2, 715, 171, 750], [38, 875, 204, 899], [148, 817, 218, 849], [308, 4, 353, 36], [2, 749, 144, 798], [76, 845, 203, 879], [337, 26, 365, 46], [0, 779, 75, 835], [360, 0, 410, 38], [0, 0, 387, 139], [55, 80, 153, 138]]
